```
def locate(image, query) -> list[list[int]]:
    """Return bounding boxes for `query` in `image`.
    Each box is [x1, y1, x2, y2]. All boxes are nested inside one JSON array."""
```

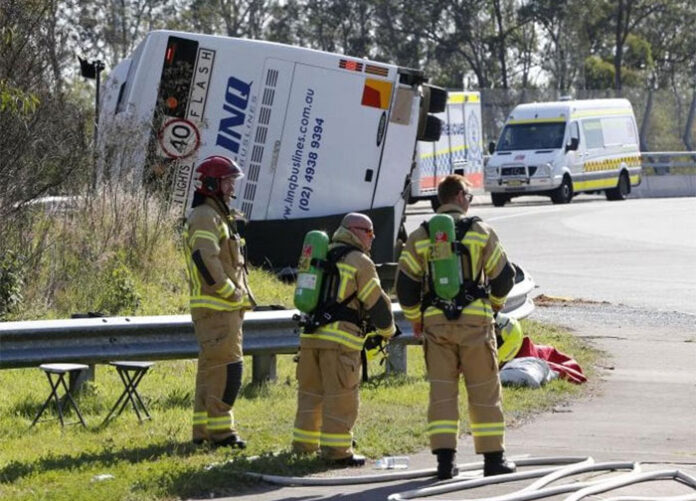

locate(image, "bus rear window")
[[156, 36, 199, 119]]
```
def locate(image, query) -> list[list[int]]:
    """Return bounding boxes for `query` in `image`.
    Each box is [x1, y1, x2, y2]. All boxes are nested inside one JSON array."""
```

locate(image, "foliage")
[[0, 80, 39, 114], [584, 55, 616, 89], [0, 320, 598, 500], [0, 251, 25, 319], [95, 259, 142, 315], [0, 1, 693, 227], [2, 183, 297, 321]]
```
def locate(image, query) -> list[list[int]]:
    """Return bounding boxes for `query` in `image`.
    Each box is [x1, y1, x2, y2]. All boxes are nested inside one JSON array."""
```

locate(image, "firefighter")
[[395, 175, 517, 479], [183, 155, 254, 448], [292, 213, 396, 466]]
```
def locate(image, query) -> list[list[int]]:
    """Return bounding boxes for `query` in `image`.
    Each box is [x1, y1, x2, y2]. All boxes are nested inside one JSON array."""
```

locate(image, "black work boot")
[[483, 451, 516, 476], [328, 454, 366, 467], [212, 434, 247, 449], [434, 449, 459, 480]]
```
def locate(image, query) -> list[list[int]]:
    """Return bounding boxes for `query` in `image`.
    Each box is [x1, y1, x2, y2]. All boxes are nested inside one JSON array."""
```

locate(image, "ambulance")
[[97, 30, 444, 268], [411, 91, 484, 210], [484, 98, 641, 206]]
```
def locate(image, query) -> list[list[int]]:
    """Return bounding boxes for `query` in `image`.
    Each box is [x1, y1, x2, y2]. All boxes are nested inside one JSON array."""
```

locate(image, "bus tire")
[[605, 172, 630, 201], [491, 193, 508, 207], [551, 176, 573, 204]]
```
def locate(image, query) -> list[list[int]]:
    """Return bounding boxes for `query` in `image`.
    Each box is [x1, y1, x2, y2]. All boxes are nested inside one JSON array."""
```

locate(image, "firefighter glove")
[[364, 334, 385, 351]]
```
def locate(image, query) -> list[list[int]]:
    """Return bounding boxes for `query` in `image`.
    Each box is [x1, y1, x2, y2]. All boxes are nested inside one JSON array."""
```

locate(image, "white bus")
[[98, 30, 443, 268], [411, 90, 484, 210], [484, 98, 641, 206]]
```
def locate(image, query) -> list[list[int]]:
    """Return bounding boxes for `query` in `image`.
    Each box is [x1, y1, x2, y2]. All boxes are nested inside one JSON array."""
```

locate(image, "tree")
[[0, 0, 88, 226], [519, 0, 590, 92], [608, 0, 666, 91]]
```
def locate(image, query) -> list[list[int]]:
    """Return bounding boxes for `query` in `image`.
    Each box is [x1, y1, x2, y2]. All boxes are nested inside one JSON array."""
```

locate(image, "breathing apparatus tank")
[[428, 214, 462, 300], [293, 230, 329, 313]]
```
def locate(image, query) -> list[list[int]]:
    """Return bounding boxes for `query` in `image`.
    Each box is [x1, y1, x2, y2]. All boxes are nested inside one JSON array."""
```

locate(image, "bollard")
[[252, 354, 277, 383], [69, 364, 95, 393], [386, 343, 407, 375]]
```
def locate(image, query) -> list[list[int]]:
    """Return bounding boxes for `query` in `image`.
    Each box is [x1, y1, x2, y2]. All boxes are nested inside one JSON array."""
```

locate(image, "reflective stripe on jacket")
[[396, 203, 511, 326], [183, 198, 252, 312], [300, 227, 396, 351]]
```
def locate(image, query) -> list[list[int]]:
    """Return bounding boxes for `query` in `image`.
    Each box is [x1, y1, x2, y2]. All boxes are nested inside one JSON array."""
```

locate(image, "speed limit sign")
[[157, 118, 201, 159]]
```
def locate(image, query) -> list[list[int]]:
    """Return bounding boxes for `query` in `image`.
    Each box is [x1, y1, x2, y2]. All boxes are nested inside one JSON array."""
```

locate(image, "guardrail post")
[[639, 88, 653, 151], [683, 91, 696, 150], [69, 364, 95, 393], [386, 343, 407, 375], [252, 355, 277, 383]]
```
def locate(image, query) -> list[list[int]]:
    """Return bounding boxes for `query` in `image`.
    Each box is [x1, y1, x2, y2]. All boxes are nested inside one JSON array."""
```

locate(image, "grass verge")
[[0, 319, 598, 500]]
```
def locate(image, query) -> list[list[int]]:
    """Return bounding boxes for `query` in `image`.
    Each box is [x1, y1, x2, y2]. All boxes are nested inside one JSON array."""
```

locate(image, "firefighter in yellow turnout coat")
[[292, 213, 396, 466], [396, 175, 517, 479], [183, 156, 254, 448]]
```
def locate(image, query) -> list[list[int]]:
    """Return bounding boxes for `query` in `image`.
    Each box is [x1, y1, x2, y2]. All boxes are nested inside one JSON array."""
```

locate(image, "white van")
[[484, 98, 642, 206], [411, 91, 484, 209], [98, 30, 444, 268]]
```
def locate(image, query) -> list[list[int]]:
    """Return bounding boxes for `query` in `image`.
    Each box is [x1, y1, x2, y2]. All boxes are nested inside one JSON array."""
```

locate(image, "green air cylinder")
[[293, 230, 329, 313], [428, 214, 461, 300]]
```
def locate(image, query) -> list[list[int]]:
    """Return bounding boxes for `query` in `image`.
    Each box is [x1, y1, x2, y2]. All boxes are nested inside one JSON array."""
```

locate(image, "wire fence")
[[479, 88, 696, 152]]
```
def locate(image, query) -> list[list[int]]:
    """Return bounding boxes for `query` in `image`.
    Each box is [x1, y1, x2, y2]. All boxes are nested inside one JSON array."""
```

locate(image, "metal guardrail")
[[633, 151, 696, 198], [641, 151, 696, 175], [0, 267, 535, 380]]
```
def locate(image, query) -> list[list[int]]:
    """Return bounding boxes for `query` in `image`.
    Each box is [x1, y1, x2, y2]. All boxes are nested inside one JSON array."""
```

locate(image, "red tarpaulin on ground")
[[516, 336, 587, 384]]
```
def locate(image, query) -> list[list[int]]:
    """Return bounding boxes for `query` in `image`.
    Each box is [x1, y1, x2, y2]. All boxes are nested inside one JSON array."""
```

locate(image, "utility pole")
[[78, 57, 106, 190]]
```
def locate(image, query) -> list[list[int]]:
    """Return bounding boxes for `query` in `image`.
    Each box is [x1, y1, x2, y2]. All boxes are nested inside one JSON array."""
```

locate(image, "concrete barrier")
[[631, 152, 696, 198]]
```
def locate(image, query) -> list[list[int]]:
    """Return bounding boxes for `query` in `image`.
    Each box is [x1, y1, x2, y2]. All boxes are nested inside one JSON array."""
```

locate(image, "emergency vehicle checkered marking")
[[361, 78, 393, 109], [584, 155, 641, 172]]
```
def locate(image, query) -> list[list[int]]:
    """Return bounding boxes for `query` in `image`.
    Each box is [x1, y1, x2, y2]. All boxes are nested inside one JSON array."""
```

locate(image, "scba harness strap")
[[296, 245, 363, 333], [421, 216, 489, 320]]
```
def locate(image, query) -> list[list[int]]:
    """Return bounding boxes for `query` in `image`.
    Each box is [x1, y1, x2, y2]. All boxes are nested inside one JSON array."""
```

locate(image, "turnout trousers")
[[424, 321, 506, 453], [292, 345, 361, 460], [191, 309, 244, 442]]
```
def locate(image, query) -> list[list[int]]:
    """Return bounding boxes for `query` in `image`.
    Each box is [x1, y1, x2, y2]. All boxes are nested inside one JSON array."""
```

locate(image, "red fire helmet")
[[194, 155, 244, 196]]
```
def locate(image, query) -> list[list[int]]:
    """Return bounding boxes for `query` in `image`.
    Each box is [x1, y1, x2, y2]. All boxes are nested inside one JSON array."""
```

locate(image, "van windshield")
[[497, 122, 566, 151]]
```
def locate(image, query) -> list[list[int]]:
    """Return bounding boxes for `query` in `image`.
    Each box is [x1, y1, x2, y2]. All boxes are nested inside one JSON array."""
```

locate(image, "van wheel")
[[605, 172, 630, 201], [430, 196, 441, 212], [551, 176, 573, 204], [491, 193, 508, 207]]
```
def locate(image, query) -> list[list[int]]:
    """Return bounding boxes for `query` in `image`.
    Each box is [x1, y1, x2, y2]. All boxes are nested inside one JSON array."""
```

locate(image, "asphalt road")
[[405, 195, 696, 315], [209, 195, 696, 500]]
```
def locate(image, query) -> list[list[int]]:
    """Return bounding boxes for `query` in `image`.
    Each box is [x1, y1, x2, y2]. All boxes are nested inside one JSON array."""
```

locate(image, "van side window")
[[581, 119, 604, 149], [601, 117, 637, 146]]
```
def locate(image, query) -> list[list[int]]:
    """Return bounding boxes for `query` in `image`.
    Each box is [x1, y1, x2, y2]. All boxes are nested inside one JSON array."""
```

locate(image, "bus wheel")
[[551, 176, 573, 204], [605, 172, 630, 201], [491, 193, 508, 207]]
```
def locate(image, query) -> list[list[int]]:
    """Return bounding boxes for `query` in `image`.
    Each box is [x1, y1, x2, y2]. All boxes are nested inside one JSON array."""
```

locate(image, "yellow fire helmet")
[[495, 313, 524, 364]]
